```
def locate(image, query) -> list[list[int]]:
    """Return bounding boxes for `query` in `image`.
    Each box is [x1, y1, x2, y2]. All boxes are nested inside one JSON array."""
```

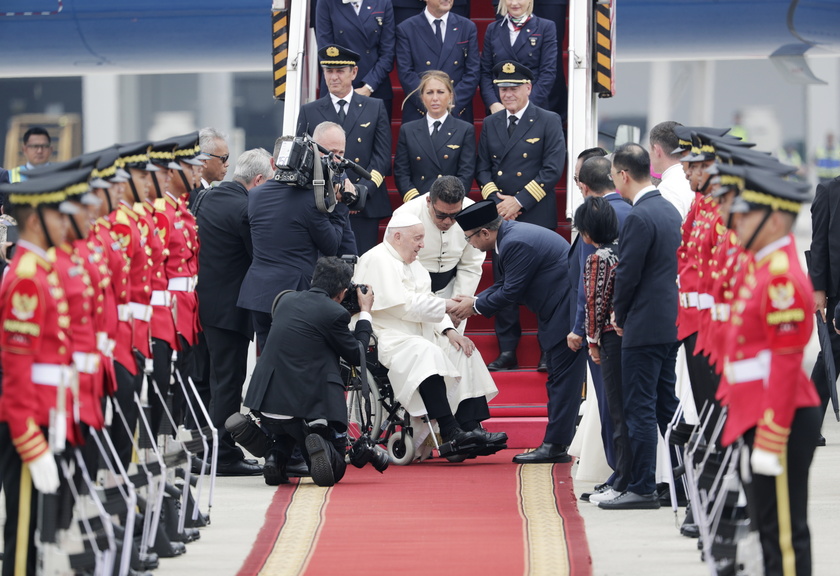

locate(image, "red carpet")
[[239, 450, 591, 576]]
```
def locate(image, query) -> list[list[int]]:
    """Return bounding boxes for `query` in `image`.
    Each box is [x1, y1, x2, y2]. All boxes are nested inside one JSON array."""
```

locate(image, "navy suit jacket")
[[316, 0, 396, 101], [479, 16, 557, 110], [237, 180, 350, 314], [808, 176, 840, 297], [394, 114, 475, 202], [396, 12, 479, 123], [570, 192, 632, 336], [475, 220, 571, 351], [476, 103, 565, 230], [612, 189, 682, 347], [195, 180, 254, 337], [297, 93, 392, 219]]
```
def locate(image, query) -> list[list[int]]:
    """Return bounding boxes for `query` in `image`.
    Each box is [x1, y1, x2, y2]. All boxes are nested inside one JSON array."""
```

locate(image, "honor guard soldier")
[[297, 45, 392, 254], [0, 170, 83, 576], [315, 0, 396, 118], [395, 0, 479, 124], [394, 70, 475, 203], [475, 60, 565, 370], [480, 0, 558, 114], [720, 168, 820, 576]]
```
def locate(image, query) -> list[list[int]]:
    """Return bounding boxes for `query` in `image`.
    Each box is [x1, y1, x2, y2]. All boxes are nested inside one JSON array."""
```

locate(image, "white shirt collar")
[[329, 90, 354, 109], [632, 184, 657, 205], [506, 101, 529, 122], [426, 112, 449, 132], [17, 239, 48, 259], [424, 9, 449, 30], [755, 234, 792, 263]]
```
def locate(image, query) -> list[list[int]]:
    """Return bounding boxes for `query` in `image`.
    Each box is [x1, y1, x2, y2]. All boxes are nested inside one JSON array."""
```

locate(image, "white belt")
[[96, 332, 115, 357], [150, 290, 172, 306], [73, 352, 101, 374], [31, 363, 77, 387], [117, 304, 132, 322], [168, 276, 197, 292], [712, 303, 730, 322], [679, 292, 699, 308], [129, 302, 153, 322], [698, 293, 714, 310], [724, 350, 770, 385]]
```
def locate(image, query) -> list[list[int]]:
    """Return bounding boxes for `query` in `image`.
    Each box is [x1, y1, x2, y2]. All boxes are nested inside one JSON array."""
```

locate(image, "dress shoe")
[[285, 460, 310, 477], [512, 442, 571, 464], [443, 428, 483, 450], [470, 426, 508, 445], [216, 459, 263, 477], [817, 434, 826, 447], [580, 483, 611, 502], [656, 482, 688, 507], [488, 351, 518, 371], [263, 453, 289, 486], [305, 433, 337, 487], [589, 488, 622, 504], [537, 351, 547, 372], [597, 491, 660, 510]]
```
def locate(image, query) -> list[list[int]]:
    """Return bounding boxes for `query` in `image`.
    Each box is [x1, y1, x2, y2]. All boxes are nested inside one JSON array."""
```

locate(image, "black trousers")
[[491, 250, 521, 353], [262, 417, 347, 482], [742, 406, 820, 576], [150, 337, 174, 437], [111, 357, 144, 469], [682, 333, 723, 439], [204, 325, 252, 464], [810, 294, 840, 430], [183, 332, 211, 430], [543, 339, 587, 446], [600, 331, 631, 491], [417, 375, 491, 431]]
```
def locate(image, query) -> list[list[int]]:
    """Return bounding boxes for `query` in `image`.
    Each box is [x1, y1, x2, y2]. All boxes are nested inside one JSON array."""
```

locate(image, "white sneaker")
[[589, 488, 621, 504]]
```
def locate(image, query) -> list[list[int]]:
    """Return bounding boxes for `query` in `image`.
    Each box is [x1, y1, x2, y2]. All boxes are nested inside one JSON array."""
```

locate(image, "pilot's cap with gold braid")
[[672, 126, 729, 156], [318, 44, 360, 68], [0, 167, 93, 214], [169, 132, 209, 166], [729, 166, 811, 215], [116, 141, 160, 172], [149, 139, 184, 171], [492, 60, 533, 87]]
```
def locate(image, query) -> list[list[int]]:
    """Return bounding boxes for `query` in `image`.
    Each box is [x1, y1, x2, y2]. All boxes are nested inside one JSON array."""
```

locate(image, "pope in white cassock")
[[353, 211, 506, 456]]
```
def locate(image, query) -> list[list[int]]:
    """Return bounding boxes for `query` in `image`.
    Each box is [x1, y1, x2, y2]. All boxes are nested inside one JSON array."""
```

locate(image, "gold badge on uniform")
[[768, 280, 795, 310], [529, 37, 537, 46], [376, 16, 383, 25], [526, 138, 540, 144], [11, 292, 38, 321], [326, 46, 339, 57], [360, 122, 370, 128], [447, 144, 460, 149], [502, 62, 515, 74]]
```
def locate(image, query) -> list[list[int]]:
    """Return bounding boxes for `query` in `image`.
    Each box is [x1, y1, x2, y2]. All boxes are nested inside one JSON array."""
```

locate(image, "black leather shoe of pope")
[[512, 442, 571, 464]]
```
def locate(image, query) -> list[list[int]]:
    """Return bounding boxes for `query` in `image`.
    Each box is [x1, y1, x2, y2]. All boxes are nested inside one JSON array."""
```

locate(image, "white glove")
[[27, 451, 60, 494], [750, 447, 783, 477]]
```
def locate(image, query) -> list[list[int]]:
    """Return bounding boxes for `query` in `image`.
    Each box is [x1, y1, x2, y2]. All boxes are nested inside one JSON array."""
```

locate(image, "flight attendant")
[[394, 70, 475, 203]]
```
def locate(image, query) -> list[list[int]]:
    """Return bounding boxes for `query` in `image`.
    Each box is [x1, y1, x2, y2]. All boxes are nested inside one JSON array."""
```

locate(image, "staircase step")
[[468, 332, 542, 367], [487, 370, 548, 405], [483, 416, 547, 449]]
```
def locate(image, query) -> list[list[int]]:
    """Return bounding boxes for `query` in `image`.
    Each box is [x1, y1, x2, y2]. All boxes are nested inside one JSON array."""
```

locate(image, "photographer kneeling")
[[243, 256, 374, 486]]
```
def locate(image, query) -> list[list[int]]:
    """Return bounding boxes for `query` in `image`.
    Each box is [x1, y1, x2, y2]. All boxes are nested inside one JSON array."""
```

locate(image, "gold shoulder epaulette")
[[115, 210, 130, 225], [154, 198, 167, 211], [769, 251, 789, 275], [16, 252, 39, 279]]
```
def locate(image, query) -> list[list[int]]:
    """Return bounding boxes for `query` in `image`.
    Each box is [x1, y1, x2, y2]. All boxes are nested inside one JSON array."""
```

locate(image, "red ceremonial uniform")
[[694, 214, 727, 356], [54, 243, 105, 430], [719, 234, 820, 449], [90, 216, 129, 382], [0, 242, 79, 460], [706, 231, 750, 373], [112, 202, 153, 360], [149, 197, 178, 348], [676, 192, 707, 340], [167, 193, 201, 345]]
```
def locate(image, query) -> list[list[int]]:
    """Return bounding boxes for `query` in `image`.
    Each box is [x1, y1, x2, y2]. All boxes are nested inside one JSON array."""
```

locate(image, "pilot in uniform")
[[475, 60, 565, 369], [395, 1, 479, 124], [719, 168, 820, 576], [0, 170, 82, 576], [297, 45, 392, 255]]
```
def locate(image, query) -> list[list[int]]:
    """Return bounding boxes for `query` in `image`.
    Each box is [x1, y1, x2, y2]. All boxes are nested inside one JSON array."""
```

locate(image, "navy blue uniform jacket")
[[612, 190, 682, 347], [475, 220, 571, 351], [476, 103, 565, 230], [394, 115, 475, 203], [237, 180, 350, 314], [479, 16, 557, 110], [315, 0, 396, 102], [395, 12, 479, 123], [297, 93, 392, 219]]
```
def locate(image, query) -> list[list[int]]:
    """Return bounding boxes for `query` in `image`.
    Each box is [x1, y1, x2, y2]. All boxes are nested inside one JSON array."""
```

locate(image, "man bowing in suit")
[[297, 45, 392, 255], [395, 0, 479, 124]]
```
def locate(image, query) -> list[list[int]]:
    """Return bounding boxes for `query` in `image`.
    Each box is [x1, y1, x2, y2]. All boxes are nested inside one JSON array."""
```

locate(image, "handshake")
[[445, 295, 477, 325]]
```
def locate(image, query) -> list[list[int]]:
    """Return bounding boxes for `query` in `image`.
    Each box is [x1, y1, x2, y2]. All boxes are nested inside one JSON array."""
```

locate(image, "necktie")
[[434, 19, 443, 45], [508, 115, 518, 137], [432, 120, 442, 146], [337, 99, 347, 123]]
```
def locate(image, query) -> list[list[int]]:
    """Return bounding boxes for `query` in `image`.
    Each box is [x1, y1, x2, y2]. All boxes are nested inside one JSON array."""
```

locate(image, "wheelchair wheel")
[[345, 366, 383, 444], [387, 430, 415, 466]]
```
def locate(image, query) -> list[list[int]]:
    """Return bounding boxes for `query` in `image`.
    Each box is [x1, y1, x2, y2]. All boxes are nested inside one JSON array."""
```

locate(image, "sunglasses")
[[204, 151, 229, 163], [433, 209, 460, 221]]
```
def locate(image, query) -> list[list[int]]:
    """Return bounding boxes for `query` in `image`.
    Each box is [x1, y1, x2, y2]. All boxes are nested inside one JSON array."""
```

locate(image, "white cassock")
[[353, 241, 498, 417]]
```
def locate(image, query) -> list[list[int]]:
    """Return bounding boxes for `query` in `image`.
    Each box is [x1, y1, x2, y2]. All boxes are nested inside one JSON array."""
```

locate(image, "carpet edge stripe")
[[519, 463, 570, 575], [236, 478, 300, 576], [553, 464, 593, 575]]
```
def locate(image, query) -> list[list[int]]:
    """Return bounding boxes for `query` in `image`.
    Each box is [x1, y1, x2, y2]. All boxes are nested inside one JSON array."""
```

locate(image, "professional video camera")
[[274, 135, 369, 214], [337, 255, 369, 314], [348, 435, 389, 473]]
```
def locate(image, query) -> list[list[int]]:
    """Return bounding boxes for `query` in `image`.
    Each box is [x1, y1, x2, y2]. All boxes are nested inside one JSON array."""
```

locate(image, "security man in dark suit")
[[244, 257, 374, 487], [196, 150, 274, 476], [480, 0, 558, 112], [452, 200, 586, 464], [476, 60, 566, 370], [316, 0, 396, 118], [808, 173, 840, 442], [297, 45, 392, 255], [395, 0, 479, 124], [394, 69, 475, 203], [599, 143, 682, 510]]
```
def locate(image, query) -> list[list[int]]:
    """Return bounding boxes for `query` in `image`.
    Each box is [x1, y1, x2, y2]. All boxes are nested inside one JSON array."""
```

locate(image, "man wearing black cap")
[[476, 59, 565, 371], [0, 170, 83, 576], [719, 168, 820, 576], [451, 199, 584, 464], [296, 44, 391, 255]]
